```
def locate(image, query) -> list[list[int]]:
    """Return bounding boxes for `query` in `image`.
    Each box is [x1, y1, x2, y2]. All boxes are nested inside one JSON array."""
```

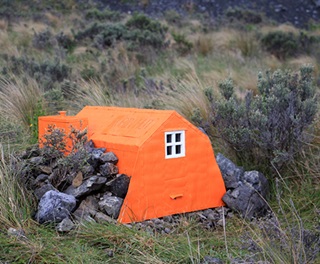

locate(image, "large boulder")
[[35, 190, 76, 224]]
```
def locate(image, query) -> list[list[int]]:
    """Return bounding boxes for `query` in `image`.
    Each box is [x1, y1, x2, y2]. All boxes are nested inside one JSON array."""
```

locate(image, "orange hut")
[[39, 106, 226, 223]]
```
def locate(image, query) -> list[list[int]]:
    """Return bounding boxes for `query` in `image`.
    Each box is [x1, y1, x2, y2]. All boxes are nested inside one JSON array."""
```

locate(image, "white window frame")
[[165, 130, 185, 159]]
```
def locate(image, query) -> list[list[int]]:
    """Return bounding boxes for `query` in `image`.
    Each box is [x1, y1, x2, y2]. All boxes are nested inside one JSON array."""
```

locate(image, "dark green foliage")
[[212, 66, 318, 168], [32, 29, 53, 50], [171, 31, 193, 54], [261, 31, 320, 59], [225, 8, 263, 24], [85, 7, 123, 21], [1, 56, 71, 90], [126, 13, 167, 33], [55, 32, 76, 52], [80, 65, 99, 80], [75, 14, 168, 50]]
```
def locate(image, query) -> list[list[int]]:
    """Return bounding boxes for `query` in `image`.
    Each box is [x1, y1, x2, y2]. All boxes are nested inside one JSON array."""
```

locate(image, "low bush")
[[75, 14, 168, 50], [1, 56, 71, 90], [85, 7, 123, 21], [261, 30, 320, 60], [225, 8, 263, 24], [212, 66, 318, 169]]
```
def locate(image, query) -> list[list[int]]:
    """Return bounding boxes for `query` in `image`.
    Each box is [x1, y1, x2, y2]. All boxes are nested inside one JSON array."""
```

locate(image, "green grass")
[[0, 1, 319, 263]]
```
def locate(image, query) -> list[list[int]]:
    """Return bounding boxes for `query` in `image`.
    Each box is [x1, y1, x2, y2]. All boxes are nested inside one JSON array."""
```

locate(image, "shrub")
[[126, 13, 167, 34], [261, 31, 299, 59], [171, 31, 193, 55], [85, 7, 123, 21], [32, 29, 53, 50], [225, 8, 263, 24], [212, 66, 318, 169], [2, 56, 71, 90], [260, 31, 320, 60], [75, 15, 168, 50]]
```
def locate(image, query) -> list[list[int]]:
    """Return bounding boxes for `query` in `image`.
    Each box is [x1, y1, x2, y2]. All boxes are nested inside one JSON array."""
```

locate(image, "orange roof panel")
[[76, 106, 176, 147]]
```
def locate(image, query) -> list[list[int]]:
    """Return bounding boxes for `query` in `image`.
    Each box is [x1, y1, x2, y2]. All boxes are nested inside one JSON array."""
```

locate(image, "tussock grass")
[[0, 74, 45, 129], [0, 145, 35, 230]]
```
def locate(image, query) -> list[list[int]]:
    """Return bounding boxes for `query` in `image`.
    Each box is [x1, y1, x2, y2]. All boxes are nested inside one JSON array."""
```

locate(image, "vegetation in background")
[[213, 66, 318, 169], [0, 1, 319, 263]]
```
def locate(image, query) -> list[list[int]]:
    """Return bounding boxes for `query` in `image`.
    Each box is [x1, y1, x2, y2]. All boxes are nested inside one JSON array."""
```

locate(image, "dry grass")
[[0, 74, 44, 128]]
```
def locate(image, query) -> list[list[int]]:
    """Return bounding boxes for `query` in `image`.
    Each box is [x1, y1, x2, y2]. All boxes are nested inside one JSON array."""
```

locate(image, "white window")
[[165, 131, 185, 159]]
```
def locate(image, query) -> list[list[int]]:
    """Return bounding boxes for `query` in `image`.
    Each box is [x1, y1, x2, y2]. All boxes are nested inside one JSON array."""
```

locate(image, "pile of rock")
[[19, 139, 269, 233], [20, 140, 130, 231], [216, 153, 269, 219]]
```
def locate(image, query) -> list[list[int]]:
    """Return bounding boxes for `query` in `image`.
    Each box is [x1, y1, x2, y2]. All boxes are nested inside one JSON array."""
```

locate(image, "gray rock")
[[64, 175, 107, 198], [107, 174, 130, 198], [56, 217, 75, 232], [100, 152, 118, 164], [29, 156, 44, 165], [243, 171, 269, 199], [73, 207, 96, 222], [35, 190, 76, 224], [34, 174, 49, 187], [34, 183, 56, 200], [216, 153, 244, 189], [98, 195, 123, 219], [222, 184, 268, 219], [100, 162, 119, 177], [94, 212, 117, 224], [7, 227, 27, 240]]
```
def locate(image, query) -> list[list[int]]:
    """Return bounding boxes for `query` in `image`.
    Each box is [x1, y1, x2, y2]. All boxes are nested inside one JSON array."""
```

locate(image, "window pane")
[[167, 146, 172, 155], [166, 134, 172, 143], [175, 145, 181, 154], [175, 133, 181, 142]]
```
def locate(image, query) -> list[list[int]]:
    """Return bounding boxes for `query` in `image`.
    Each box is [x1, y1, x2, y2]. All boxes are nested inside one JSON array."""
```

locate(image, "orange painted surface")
[[38, 111, 88, 154], [39, 106, 226, 223]]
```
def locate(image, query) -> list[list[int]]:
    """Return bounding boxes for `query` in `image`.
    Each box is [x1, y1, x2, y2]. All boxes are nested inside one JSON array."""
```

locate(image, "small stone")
[[100, 162, 119, 177], [39, 165, 52, 174], [56, 218, 75, 232], [164, 227, 171, 233], [100, 152, 118, 164], [34, 183, 56, 200], [7, 228, 27, 240], [98, 195, 123, 219], [94, 212, 117, 224]]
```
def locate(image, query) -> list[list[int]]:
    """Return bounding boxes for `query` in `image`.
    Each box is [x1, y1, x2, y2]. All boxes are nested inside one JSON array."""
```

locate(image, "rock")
[[98, 195, 123, 219], [73, 207, 96, 222], [100, 162, 119, 177], [56, 217, 75, 232], [29, 156, 44, 165], [34, 182, 56, 200], [39, 165, 52, 174], [94, 212, 117, 224], [222, 184, 268, 219], [7, 227, 27, 240], [242, 171, 269, 199], [65, 175, 107, 198], [34, 174, 49, 187], [100, 152, 118, 164], [216, 153, 244, 189], [107, 174, 130, 198], [201, 256, 224, 264], [35, 190, 76, 224]]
